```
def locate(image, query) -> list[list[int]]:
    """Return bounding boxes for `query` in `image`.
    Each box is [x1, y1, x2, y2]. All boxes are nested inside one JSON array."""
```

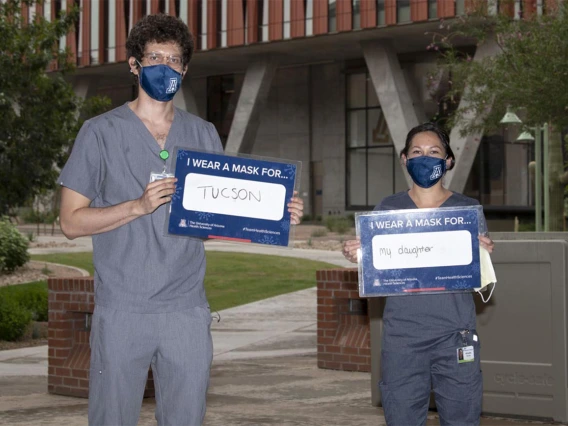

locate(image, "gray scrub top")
[[377, 191, 482, 352], [58, 104, 223, 313]]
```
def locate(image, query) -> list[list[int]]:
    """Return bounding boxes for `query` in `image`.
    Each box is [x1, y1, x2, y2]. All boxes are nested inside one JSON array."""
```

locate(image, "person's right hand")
[[136, 177, 177, 215], [342, 238, 360, 263]]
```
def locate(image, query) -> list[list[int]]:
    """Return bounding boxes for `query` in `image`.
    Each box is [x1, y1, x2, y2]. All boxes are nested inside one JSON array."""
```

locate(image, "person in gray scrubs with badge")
[[342, 122, 494, 426], [58, 14, 304, 426]]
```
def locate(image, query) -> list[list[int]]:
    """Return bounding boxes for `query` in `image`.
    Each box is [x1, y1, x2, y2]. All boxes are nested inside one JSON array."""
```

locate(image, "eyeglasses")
[[407, 149, 446, 159], [143, 52, 183, 68]]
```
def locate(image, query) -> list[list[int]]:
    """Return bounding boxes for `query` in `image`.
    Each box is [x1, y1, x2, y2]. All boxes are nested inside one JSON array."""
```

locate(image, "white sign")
[[183, 173, 286, 221], [371, 230, 473, 270]]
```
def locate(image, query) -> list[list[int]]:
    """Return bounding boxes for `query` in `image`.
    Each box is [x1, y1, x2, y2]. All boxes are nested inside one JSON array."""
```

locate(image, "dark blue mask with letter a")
[[406, 156, 447, 188], [138, 63, 182, 102]]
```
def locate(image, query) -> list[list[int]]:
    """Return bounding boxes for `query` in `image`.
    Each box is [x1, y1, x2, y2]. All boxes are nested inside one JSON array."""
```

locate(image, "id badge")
[[149, 171, 174, 183], [457, 346, 474, 363]]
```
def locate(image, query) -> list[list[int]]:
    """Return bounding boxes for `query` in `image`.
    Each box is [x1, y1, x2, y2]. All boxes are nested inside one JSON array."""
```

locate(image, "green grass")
[[32, 252, 95, 275], [27, 251, 335, 311], [0, 281, 47, 298]]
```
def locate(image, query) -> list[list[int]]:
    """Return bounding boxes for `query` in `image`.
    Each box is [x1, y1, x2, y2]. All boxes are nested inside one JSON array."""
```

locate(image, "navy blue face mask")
[[406, 156, 447, 188], [137, 62, 182, 102]]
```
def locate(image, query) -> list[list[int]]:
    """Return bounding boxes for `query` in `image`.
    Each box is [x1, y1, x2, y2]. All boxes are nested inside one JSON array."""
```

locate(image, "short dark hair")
[[126, 14, 194, 68], [399, 122, 456, 170]]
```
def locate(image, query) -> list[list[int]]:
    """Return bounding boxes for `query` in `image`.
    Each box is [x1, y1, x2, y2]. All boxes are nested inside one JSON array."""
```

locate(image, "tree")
[[429, 1, 568, 230], [0, 0, 110, 217]]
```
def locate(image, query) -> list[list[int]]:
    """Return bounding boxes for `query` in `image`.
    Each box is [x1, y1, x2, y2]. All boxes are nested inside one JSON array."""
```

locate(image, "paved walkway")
[[0, 234, 557, 425]]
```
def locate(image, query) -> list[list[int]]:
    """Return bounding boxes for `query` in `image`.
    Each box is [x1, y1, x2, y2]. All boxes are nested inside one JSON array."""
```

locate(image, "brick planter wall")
[[48, 277, 154, 398], [316, 269, 371, 372]]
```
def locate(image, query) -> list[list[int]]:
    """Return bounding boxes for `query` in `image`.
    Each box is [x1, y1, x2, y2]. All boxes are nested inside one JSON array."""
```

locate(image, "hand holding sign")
[[167, 149, 301, 247], [356, 206, 483, 296]]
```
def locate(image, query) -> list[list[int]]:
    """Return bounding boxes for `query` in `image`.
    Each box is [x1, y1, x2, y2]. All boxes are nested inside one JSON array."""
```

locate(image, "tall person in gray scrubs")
[[58, 14, 304, 426], [342, 122, 494, 426]]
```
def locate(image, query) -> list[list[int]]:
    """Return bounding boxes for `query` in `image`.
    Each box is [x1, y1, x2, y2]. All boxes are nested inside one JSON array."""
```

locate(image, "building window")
[[464, 136, 534, 207], [397, 0, 411, 22], [284, 0, 291, 38], [346, 72, 406, 209], [259, 0, 269, 41], [428, 0, 437, 18], [306, 0, 314, 35], [207, 74, 243, 148], [377, 0, 385, 25], [329, 0, 337, 32], [352, 0, 361, 29], [456, 0, 465, 15]]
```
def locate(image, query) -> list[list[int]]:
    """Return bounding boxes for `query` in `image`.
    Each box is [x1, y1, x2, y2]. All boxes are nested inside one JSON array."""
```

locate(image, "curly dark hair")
[[126, 14, 194, 68], [400, 122, 456, 170]]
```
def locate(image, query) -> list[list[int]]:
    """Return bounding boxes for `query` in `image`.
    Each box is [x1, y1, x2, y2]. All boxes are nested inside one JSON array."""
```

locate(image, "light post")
[[501, 108, 549, 232]]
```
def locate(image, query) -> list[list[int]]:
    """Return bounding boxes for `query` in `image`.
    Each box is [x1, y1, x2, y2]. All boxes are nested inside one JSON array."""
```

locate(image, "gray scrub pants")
[[379, 330, 482, 426], [88, 304, 213, 426]]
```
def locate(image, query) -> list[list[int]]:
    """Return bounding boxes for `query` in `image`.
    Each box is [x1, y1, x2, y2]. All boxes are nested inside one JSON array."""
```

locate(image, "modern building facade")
[[30, 0, 543, 228]]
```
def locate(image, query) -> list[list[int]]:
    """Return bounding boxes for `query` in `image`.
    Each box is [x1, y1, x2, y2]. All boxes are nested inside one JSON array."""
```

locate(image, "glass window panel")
[[397, 0, 411, 22], [329, 0, 337, 32], [428, 0, 437, 18], [353, 0, 361, 29], [456, 0, 465, 15], [348, 73, 366, 108], [367, 147, 394, 206], [368, 109, 390, 145], [377, 0, 385, 25], [505, 142, 531, 205], [394, 158, 408, 193], [367, 76, 379, 107], [478, 135, 505, 205], [349, 149, 367, 205], [463, 148, 482, 201], [348, 110, 366, 147]]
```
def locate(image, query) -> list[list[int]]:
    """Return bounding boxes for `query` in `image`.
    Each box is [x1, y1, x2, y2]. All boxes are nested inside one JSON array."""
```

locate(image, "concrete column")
[[225, 56, 278, 154], [174, 80, 202, 117], [73, 76, 98, 100], [362, 40, 425, 187], [446, 38, 499, 193]]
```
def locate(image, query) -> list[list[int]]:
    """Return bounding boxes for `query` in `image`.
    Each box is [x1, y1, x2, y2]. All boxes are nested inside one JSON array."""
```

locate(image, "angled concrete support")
[[174, 80, 202, 117], [225, 56, 278, 154], [73, 76, 99, 100], [362, 40, 425, 187], [446, 39, 499, 192]]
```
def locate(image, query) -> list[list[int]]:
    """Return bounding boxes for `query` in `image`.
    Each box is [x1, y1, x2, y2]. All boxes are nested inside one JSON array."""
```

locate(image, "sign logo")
[[166, 78, 178, 94], [430, 164, 443, 180]]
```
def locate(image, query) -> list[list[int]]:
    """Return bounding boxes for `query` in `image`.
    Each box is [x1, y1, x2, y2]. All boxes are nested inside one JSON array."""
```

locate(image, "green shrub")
[[311, 228, 328, 237], [21, 209, 58, 224], [325, 216, 353, 234], [301, 214, 312, 223], [0, 218, 29, 273], [14, 287, 48, 322], [0, 282, 49, 322], [0, 296, 32, 341]]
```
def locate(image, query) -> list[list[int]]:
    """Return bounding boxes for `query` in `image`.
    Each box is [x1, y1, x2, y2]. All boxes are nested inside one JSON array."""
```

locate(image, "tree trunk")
[[548, 127, 565, 231]]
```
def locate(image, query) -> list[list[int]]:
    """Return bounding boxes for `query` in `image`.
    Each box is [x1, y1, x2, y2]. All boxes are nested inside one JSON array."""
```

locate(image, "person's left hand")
[[478, 234, 494, 254], [288, 192, 304, 225]]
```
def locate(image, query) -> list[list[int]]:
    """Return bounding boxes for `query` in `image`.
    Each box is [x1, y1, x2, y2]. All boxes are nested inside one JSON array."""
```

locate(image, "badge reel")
[[150, 150, 175, 183]]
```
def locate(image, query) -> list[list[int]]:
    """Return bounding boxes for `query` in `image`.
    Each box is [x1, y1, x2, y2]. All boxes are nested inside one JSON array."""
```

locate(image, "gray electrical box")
[[370, 237, 568, 423]]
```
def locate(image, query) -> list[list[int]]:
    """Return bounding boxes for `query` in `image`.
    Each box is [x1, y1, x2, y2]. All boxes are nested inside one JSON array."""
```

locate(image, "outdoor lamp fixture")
[[516, 131, 535, 143], [500, 107, 548, 232], [499, 106, 522, 125]]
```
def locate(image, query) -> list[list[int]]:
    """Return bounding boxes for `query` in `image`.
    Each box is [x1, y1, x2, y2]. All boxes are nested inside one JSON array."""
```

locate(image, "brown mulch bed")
[[0, 260, 85, 288]]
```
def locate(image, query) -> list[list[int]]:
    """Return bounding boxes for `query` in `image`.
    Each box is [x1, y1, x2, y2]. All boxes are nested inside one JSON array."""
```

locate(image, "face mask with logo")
[[137, 61, 182, 102], [406, 156, 447, 188]]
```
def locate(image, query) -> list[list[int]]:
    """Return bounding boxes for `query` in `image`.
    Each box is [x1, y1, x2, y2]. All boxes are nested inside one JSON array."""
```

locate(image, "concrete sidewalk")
[[0, 234, 557, 425], [0, 289, 555, 426]]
